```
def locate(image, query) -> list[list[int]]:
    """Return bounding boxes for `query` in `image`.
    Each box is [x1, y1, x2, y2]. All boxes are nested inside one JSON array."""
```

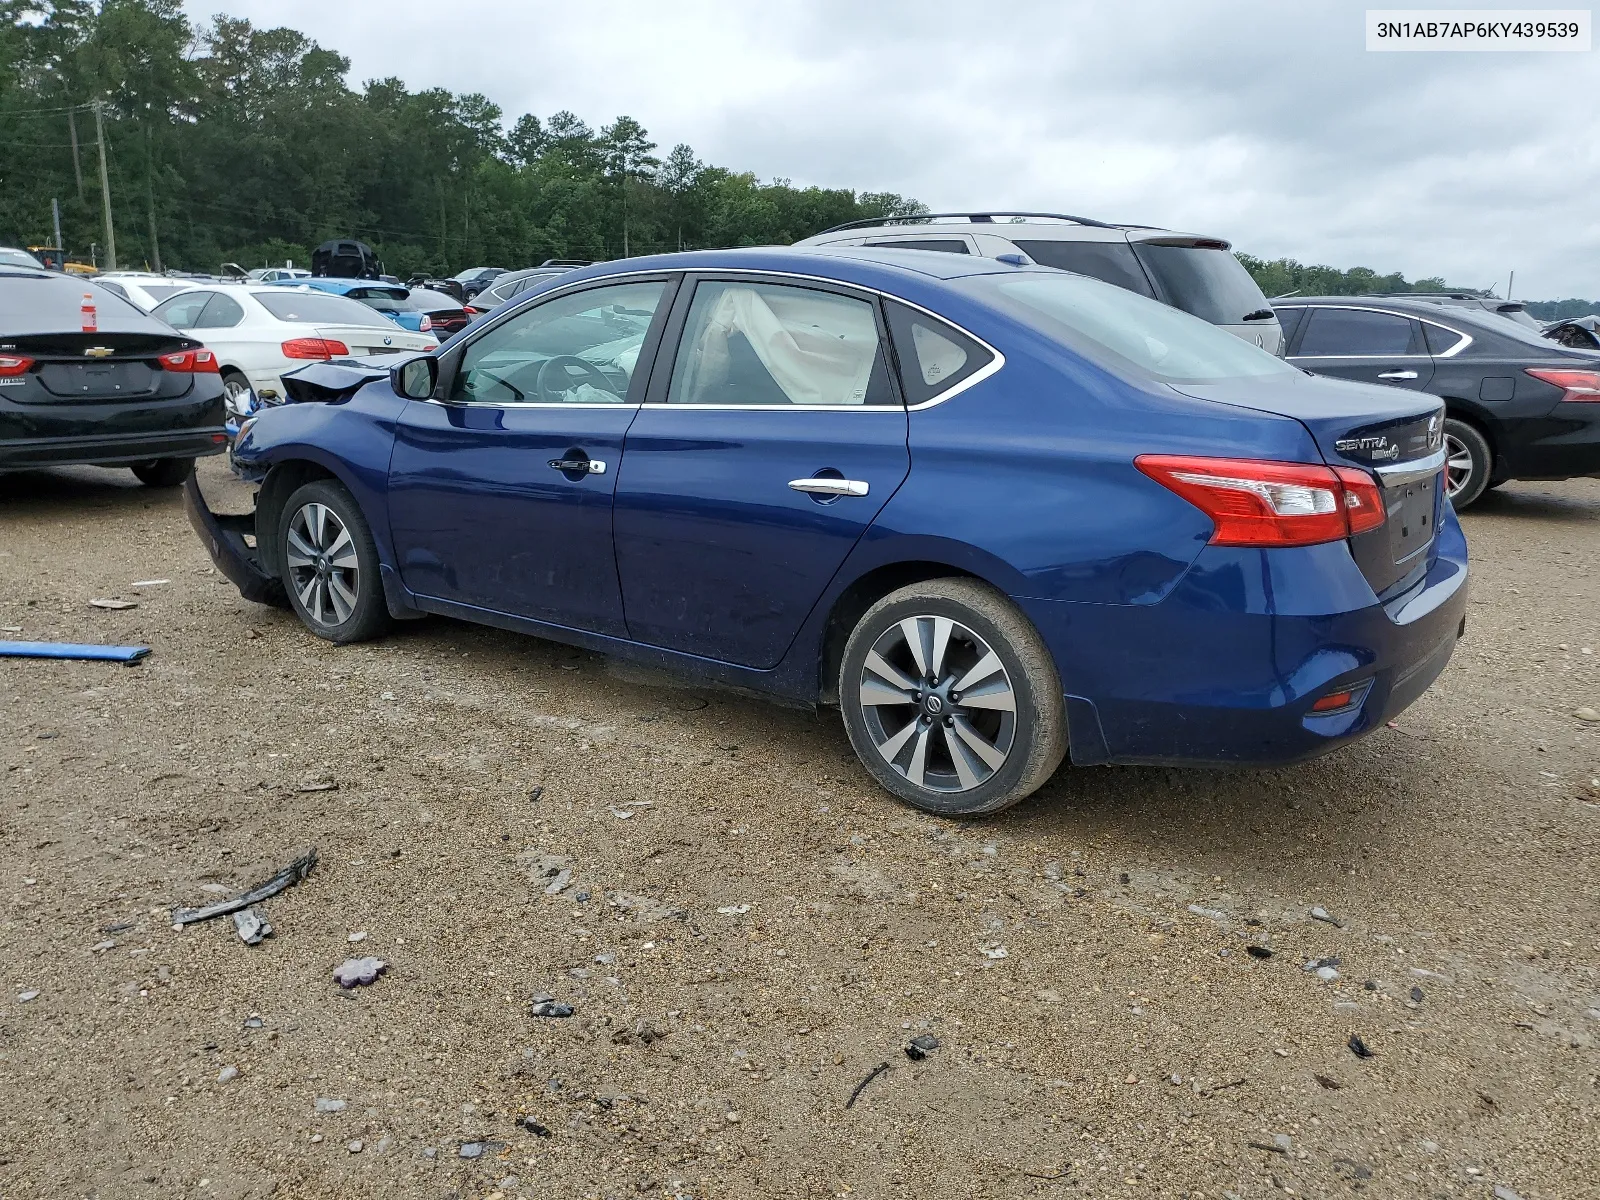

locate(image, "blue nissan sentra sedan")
[[188, 247, 1467, 816]]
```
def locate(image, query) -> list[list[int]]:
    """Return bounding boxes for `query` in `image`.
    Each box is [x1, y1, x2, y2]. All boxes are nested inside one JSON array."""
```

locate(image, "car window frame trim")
[[1277, 303, 1474, 361]]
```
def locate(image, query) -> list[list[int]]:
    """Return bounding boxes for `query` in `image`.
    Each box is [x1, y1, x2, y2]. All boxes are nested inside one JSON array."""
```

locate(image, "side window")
[[96, 280, 129, 300], [153, 291, 214, 330], [1274, 306, 1307, 348], [1296, 308, 1424, 356], [883, 300, 995, 406], [196, 293, 246, 329], [667, 280, 895, 406], [1010, 240, 1157, 298], [867, 239, 971, 255], [1422, 321, 1466, 355], [451, 280, 667, 405]]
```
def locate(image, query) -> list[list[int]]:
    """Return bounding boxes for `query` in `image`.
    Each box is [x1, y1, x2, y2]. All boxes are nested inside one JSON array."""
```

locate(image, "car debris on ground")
[[333, 957, 387, 988], [170, 849, 318, 928]]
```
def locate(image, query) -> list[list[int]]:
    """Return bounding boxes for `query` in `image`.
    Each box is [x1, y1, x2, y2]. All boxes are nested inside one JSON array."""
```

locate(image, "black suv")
[[1274, 295, 1600, 507]]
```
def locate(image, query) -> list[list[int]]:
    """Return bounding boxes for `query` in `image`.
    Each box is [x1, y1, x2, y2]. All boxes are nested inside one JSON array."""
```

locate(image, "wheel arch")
[[255, 459, 342, 578]]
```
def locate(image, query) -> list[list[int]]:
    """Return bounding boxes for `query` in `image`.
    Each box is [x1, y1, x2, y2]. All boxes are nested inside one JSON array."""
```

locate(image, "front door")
[[387, 277, 675, 635], [613, 276, 910, 669], [1287, 305, 1436, 393]]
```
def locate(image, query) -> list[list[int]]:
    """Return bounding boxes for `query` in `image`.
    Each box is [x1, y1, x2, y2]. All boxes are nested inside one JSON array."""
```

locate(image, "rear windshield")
[[141, 284, 188, 303], [252, 290, 393, 327], [405, 289, 464, 312], [975, 272, 1296, 384], [1130, 243, 1272, 325]]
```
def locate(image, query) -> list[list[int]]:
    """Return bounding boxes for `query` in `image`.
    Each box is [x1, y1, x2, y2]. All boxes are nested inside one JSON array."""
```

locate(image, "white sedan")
[[91, 272, 198, 311], [150, 283, 437, 419]]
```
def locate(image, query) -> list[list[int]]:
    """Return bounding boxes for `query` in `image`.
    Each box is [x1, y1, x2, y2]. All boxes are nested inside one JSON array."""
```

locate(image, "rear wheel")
[[838, 578, 1067, 816], [1444, 418, 1493, 509], [130, 458, 194, 488], [277, 479, 392, 644], [222, 371, 256, 421]]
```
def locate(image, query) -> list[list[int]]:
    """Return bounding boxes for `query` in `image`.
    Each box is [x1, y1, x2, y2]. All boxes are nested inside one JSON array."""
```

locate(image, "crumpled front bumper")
[[183, 473, 287, 608]]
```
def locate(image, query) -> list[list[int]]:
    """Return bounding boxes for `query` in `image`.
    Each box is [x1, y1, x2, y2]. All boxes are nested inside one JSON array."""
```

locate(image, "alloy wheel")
[[1444, 432, 1473, 499], [856, 615, 1017, 793], [285, 502, 360, 626], [223, 376, 256, 419]]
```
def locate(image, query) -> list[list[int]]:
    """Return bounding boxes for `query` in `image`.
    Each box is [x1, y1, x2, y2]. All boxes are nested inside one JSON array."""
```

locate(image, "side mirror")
[[392, 355, 438, 400]]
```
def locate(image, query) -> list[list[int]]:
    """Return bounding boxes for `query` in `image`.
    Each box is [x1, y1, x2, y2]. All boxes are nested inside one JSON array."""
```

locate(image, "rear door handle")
[[549, 458, 607, 474], [789, 477, 869, 497], [1377, 369, 1419, 381]]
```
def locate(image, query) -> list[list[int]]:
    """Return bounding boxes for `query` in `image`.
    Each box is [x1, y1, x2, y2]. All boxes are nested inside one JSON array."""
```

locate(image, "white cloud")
[[188, 0, 1600, 297]]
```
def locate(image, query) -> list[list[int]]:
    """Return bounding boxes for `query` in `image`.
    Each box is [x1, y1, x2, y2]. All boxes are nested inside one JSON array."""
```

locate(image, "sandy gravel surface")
[[2, 458, 1597, 1200]]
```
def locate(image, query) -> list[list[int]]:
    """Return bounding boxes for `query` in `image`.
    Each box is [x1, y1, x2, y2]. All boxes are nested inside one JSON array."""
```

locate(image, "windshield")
[[252, 290, 394, 327], [977, 271, 1297, 383], [1131, 243, 1273, 325]]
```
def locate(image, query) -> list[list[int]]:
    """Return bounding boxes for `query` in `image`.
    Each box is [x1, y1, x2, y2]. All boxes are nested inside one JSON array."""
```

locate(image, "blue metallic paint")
[[228, 246, 1469, 771]]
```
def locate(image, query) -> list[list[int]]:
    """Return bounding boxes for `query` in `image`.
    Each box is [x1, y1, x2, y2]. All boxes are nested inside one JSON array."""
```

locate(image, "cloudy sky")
[[187, 0, 1599, 298]]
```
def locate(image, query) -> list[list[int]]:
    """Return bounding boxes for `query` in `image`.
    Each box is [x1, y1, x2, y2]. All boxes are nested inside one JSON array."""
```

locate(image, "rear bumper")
[[1023, 509, 1470, 767], [182, 473, 286, 607], [0, 427, 227, 469], [1500, 402, 1600, 480]]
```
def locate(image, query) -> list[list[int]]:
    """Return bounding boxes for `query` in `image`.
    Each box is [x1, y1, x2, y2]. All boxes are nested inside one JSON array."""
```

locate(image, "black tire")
[[838, 578, 1067, 816], [130, 457, 194, 488], [1444, 418, 1494, 509], [276, 479, 392, 644]]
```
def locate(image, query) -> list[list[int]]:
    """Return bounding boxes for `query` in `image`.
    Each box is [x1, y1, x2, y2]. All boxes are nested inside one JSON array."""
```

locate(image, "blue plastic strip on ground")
[[0, 641, 151, 663]]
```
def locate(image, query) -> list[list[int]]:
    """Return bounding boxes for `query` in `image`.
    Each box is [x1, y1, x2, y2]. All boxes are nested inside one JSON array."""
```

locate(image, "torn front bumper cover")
[[183, 473, 288, 609]]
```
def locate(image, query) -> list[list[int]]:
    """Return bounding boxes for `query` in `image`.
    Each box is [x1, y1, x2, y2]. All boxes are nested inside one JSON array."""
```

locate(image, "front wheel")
[[838, 578, 1067, 816], [1444, 418, 1494, 509], [276, 479, 392, 644], [130, 458, 194, 487]]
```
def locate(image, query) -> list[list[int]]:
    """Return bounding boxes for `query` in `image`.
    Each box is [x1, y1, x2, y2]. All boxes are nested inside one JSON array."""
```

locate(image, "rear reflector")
[[1135, 454, 1389, 547], [1310, 690, 1357, 712], [281, 338, 350, 360], [0, 354, 34, 377], [1525, 367, 1600, 402], [158, 349, 221, 374]]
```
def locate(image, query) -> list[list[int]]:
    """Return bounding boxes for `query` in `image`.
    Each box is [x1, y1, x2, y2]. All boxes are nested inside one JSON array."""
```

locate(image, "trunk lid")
[[1171, 372, 1446, 598], [313, 325, 432, 357], [6, 331, 197, 403]]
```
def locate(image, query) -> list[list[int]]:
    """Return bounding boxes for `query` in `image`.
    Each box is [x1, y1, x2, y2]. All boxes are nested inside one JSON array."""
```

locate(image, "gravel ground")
[[2, 457, 1597, 1200]]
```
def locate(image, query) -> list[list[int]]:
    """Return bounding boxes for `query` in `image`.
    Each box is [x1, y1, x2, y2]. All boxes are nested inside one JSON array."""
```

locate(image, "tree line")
[[0, 1, 924, 278], [3, 2, 1586, 314]]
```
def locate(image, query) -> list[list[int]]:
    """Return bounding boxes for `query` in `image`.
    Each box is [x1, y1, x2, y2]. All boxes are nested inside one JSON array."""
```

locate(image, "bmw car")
[[188, 247, 1468, 815]]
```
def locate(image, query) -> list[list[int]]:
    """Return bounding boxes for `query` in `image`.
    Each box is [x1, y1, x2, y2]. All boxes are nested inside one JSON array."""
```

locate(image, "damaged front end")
[[184, 472, 287, 608]]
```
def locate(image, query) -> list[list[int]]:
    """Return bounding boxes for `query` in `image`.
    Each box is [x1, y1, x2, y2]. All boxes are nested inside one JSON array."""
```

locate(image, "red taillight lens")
[[281, 338, 350, 360], [1135, 455, 1388, 548], [418, 315, 433, 332], [464, 305, 484, 316], [0, 354, 34, 377], [1310, 689, 1356, 712], [158, 348, 221, 374], [1525, 367, 1600, 402]]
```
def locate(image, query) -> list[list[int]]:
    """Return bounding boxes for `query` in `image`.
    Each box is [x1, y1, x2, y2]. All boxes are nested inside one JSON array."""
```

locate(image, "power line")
[[0, 102, 95, 118]]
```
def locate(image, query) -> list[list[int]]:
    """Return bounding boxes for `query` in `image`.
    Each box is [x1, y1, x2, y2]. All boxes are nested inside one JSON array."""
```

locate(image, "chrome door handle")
[[1377, 370, 1419, 381], [549, 458, 607, 475], [789, 477, 869, 497]]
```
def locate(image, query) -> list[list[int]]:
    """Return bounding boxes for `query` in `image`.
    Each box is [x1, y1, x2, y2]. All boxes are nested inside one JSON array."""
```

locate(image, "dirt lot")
[[2, 457, 1597, 1200]]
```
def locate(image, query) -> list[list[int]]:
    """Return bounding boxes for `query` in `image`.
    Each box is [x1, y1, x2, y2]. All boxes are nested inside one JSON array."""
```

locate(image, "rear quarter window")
[[1010, 240, 1155, 298], [884, 300, 995, 404]]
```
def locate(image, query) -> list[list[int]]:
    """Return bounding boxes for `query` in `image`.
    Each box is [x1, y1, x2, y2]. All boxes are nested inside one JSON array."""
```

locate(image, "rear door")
[[387, 277, 676, 635], [1286, 305, 1436, 393], [612, 275, 910, 668]]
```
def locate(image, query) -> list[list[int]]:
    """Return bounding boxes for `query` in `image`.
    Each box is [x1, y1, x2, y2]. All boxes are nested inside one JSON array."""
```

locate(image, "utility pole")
[[51, 198, 63, 258], [93, 102, 117, 272], [144, 123, 162, 274]]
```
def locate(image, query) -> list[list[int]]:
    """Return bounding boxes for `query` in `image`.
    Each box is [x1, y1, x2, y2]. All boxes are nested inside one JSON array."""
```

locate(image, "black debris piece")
[[1246, 946, 1274, 960], [1363, 980, 1378, 991], [517, 1116, 552, 1138], [1347, 1033, 1375, 1059], [1247, 1141, 1289, 1156], [845, 1062, 891, 1109], [1313, 1074, 1342, 1090], [1118, 873, 1131, 885], [530, 999, 576, 1019], [1410, 986, 1425, 1003], [170, 849, 318, 928], [529, 786, 544, 802], [904, 1034, 941, 1061]]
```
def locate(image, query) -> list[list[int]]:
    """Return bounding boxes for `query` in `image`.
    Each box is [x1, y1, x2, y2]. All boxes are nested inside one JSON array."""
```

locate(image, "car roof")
[[0, 265, 184, 335], [558, 245, 1021, 284], [796, 213, 1230, 250]]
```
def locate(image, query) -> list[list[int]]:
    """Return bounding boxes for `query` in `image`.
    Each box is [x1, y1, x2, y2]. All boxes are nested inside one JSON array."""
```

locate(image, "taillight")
[[1525, 367, 1600, 402], [464, 305, 484, 316], [158, 348, 221, 373], [1135, 455, 1388, 548], [418, 315, 433, 332], [0, 354, 34, 377], [281, 338, 350, 360]]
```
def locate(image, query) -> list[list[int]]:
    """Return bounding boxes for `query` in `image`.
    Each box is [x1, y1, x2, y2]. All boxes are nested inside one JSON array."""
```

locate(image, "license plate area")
[[1385, 473, 1436, 564], [37, 362, 156, 399]]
